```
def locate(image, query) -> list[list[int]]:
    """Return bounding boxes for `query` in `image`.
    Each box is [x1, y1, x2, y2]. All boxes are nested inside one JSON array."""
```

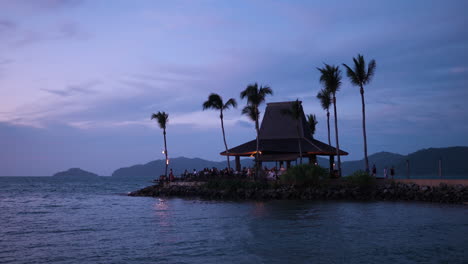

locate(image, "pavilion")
[[220, 101, 348, 175]]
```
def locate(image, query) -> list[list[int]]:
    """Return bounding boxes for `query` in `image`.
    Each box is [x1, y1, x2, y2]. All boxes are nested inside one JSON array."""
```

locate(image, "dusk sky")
[[1, 0, 467, 176]]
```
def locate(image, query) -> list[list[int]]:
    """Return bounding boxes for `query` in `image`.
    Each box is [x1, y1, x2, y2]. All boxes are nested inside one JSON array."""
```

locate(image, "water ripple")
[[0, 177, 467, 264]]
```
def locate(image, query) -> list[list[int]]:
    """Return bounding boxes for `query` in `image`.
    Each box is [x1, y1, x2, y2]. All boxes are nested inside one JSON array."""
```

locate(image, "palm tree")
[[317, 64, 342, 177], [316, 88, 332, 145], [202, 93, 237, 171], [343, 54, 376, 173], [306, 114, 318, 138], [282, 99, 304, 164], [240, 83, 273, 175], [151, 111, 169, 177]]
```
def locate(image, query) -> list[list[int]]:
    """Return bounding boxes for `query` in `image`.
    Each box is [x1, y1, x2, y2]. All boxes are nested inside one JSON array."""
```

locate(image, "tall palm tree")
[[240, 83, 273, 175], [317, 64, 342, 177], [202, 93, 237, 171], [343, 54, 376, 173], [282, 99, 304, 164], [151, 111, 169, 177], [306, 114, 318, 138], [316, 88, 332, 145]]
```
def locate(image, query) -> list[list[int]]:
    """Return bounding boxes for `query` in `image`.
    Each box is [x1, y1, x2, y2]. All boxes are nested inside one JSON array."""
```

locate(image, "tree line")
[[152, 54, 376, 178]]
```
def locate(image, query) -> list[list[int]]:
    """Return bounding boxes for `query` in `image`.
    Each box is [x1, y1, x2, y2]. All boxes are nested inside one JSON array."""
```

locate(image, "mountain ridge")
[[50, 146, 468, 178], [110, 146, 468, 178]]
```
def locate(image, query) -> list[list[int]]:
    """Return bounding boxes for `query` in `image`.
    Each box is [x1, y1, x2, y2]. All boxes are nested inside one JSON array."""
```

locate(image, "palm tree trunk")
[[255, 114, 260, 179], [220, 111, 231, 172], [326, 110, 331, 146], [297, 121, 302, 164], [332, 95, 341, 177], [360, 86, 369, 173], [163, 128, 168, 177]]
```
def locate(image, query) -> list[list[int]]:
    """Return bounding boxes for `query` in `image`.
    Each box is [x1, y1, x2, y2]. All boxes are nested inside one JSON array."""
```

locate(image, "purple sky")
[[1, 0, 467, 176]]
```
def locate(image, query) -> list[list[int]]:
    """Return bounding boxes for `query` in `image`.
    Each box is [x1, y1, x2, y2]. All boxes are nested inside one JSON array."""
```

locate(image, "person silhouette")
[[169, 169, 174, 181]]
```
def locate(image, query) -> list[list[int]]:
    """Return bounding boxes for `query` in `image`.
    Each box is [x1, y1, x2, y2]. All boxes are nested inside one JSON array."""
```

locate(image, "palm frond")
[[365, 59, 376, 84], [259, 86, 273, 97], [151, 111, 169, 129], [306, 114, 318, 136], [316, 88, 331, 110], [342, 63, 360, 86], [241, 105, 259, 122], [240, 82, 273, 106], [240, 83, 258, 100], [317, 64, 342, 94], [356, 54, 366, 81], [223, 98, 237, 110], [344, 54, 377, 87], [202, 93, 223, 110]]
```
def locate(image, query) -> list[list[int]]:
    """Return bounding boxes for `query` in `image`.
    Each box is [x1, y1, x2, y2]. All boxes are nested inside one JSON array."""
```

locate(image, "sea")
[[0, 176, 467, 264]]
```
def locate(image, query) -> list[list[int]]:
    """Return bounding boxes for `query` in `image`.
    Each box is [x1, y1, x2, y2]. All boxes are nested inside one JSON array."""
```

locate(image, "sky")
[[0, 0, 467, 176]]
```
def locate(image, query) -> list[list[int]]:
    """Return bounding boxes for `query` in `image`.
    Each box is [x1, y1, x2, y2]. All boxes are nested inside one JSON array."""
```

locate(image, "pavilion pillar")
[[235, 156, 241, 172], [309, 155, 317, 164], [329, 155, 335, 177], [279, 161, 284, 169], [286, 160, 291, 169]]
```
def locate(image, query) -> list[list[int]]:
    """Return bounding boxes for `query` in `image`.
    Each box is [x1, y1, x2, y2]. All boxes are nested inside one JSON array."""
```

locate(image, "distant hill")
[[111, 157, 254, 178], [107, 146, 468, 179], [340, 147, 468, 177], [340, 152, 406, 176], [394, 147, 468, 177], [52, 168, 99, 178]]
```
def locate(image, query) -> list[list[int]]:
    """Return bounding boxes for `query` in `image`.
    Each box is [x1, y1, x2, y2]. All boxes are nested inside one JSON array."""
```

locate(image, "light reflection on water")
[[0, 177, 467, 264]]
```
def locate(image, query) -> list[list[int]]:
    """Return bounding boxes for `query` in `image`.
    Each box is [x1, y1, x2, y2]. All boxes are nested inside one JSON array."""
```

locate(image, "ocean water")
[[0, 177, 467, 264]]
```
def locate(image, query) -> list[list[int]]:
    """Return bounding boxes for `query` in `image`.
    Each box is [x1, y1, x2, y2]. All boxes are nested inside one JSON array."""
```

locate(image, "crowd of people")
[[157, 166, 287, 183], [157, 164, 397, 183]]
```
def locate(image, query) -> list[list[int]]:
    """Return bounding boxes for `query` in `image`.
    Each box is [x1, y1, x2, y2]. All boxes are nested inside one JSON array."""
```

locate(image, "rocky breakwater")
[[129, 181, 468, 204]]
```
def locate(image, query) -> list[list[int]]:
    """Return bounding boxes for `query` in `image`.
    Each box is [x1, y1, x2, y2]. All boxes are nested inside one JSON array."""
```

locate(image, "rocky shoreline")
[[129, 181, 468, 204]]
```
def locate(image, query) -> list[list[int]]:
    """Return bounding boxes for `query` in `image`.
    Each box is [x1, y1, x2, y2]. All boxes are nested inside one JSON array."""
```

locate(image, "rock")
[[127, 181, 467, 204]]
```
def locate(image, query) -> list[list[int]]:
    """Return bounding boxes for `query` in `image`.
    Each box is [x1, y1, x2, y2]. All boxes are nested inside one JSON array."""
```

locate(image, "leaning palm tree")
[[343, 54, 376, 173], [306, 114, 318, 138], [240, 83, 273, 175], [151, 111, 169, 177], [316, 88, 332, 145], [202, 93, 237, 171], [317, 64, 342, 177], [282, 99, 304, 164]]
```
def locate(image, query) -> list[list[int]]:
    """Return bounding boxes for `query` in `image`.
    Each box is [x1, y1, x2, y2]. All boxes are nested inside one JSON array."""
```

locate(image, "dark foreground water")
[[0, 177, 467, 264]]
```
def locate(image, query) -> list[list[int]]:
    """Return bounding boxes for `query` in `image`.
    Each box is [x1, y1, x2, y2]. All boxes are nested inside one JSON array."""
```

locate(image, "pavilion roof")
[[220, 138, 348, 157], [221, 101, 348, 157]]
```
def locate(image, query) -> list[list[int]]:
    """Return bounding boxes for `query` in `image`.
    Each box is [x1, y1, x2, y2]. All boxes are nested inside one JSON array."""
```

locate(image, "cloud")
[[41, 80, 100, 97], [67, 120, 152, 130], [449, 67, 468, 74], [236, 120, 253, 129], [0, 0, 87, 48], [0, 0, 83, 14], [0, 58, 13, 65], [66, 110, 250, 131], [11, 21, 88, 48], [0, 19, 16, 32], [1, 118, 45, 129]]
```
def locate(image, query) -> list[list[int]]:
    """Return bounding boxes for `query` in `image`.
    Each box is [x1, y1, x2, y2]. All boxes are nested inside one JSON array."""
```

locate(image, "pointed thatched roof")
[[220, 101, 348, 158]]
